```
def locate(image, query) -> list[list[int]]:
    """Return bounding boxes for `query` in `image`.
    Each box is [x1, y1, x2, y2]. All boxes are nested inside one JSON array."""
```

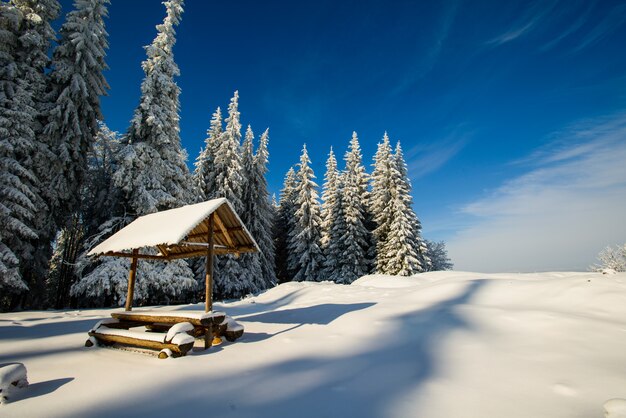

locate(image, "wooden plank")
[[157, 244, 170, 258], [213, 213, 236, 249], [124, 251, 139, 311], [88, 331, 193, 356], [111, 312, 225, 327], [206, 213, 215, 313], [101, 251, 167, 261], [186, 227, 243, 240], [165, 246, 257, 259]]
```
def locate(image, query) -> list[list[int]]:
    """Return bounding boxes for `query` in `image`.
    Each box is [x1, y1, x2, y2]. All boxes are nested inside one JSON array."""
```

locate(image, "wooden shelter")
[[88, 198, 259, 312]]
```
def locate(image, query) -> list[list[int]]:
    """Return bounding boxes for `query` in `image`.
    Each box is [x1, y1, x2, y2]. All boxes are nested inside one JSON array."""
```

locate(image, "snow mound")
[[605, 399, 626, 418], [0, 363, 28, 405]]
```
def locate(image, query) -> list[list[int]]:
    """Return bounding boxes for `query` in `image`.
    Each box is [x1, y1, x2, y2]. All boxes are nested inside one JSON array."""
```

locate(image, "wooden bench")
[[87, 323, 195, 359], [86, 310, 245, 358]]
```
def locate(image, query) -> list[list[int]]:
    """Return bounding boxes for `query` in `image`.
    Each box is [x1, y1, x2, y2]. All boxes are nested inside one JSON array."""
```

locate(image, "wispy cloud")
[[569, 3, 626, 53], [391, 1, 459, 95], [404, 127, 470, 180], [447, 113, 626, 272], [486, 0, 558, 46]]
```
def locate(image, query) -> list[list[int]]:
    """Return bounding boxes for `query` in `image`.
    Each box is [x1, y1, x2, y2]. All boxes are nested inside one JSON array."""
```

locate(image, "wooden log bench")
[[85, 310, 245, 358], [87, 324, 195, 359]]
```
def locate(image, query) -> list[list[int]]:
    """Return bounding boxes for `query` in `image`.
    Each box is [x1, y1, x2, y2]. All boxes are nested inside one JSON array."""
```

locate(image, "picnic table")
[[86, 310, 244, 358]]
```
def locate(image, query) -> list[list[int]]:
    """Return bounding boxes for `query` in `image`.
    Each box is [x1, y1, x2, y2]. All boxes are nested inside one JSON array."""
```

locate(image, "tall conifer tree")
[[386, 142, 429, 274], [0, 1, 60, 307], [44, 0, 110, 226], [290, 145, 324, 281], [0, 3, 35, 299], [370, 133, 395, 273], [192, 107, 222, 202], [73, 0, 196, 306], [252, 128, 277, 289], [320, 148, 339, 253], [212, 91, 250, 299], [274, 167, 297, 283], [337, 132, 370, 282], [114, 0, 189, 215]]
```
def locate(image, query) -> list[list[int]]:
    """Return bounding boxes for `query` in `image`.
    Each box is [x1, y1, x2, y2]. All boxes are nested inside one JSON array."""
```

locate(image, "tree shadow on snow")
[[239, 303, 376, 325], [0, 318, 100, 341], [174, 287, 314, 317], [71, 280, 485, 418]]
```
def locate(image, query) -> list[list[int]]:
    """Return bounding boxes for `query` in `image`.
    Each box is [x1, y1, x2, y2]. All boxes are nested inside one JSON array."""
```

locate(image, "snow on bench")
[[0, 363, 28, 404], [217, 316, 244, 342], [110, 310, 226, 327], [87, 322, 196, 359]]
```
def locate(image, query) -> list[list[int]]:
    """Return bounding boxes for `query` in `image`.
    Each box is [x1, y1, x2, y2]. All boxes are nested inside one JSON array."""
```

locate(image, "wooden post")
[[125, 249, 139, 311], [205, 214, 215, 313]]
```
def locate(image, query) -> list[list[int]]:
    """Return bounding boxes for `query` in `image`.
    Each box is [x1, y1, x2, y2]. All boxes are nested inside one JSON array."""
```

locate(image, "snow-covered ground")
[[1, 271, 626, 418]]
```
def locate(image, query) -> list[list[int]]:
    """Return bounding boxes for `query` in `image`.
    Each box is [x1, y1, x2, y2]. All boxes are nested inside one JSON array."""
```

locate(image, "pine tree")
[[213, 91, 243, 211], [252, 128, 277, 289], [0, 3, 38, 301], [1, 0, 61, 308], [274, 167, 297, 283], [72, 0, 195, 306], [212, 91, 249, 299], [393, 142, 430, 271], [337, 132, 370, 282], [237, 125, 263, 295], [320, 147, 339, 253], [192, 107, 222, 202], [290, 145, 324, 281], [50, 122, 121, 308], [370, 133, 395, 273], [44, 0, 110, 227], [376, 142, 428, 276], [322, 171, 346, 282], [114, 0, 189, 215]]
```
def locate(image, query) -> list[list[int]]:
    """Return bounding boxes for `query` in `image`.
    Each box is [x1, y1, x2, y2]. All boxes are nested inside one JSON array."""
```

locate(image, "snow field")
[[1, 271, 625, 417]]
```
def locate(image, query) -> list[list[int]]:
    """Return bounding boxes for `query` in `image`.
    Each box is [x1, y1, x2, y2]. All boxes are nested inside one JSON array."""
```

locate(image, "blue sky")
[[58, 0, 626, 271]]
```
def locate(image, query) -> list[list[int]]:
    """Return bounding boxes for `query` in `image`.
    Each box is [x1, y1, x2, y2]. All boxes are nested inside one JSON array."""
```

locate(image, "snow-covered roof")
[[88, 198, 259, 259]]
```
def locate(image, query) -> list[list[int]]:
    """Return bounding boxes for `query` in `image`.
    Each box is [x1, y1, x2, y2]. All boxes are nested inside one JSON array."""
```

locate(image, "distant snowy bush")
[[591, 244, 626, 273]]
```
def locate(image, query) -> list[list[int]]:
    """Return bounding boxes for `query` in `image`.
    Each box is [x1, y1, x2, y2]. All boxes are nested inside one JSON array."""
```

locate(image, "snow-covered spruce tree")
[[1, 0, 60, 308], [236, 125, 263, 295], [379, 142, 428, 275], [370, 134, 428, 275], [424, 240, 453, 271], [114, 0, 190, 215], [44, 0, 110, 228], [189, 107, 222, 295], [251, 128, 277, 289], [213, 91, 243, 211], [322, 171, 346, 282], [393, 142, 430, 271], [336, 132, 370, 282], [274, 167, 298, 283], [50, 122, 121, 308], [212, 91, 251, 299], [72, 0, 196, 307], [320, 147, 339, 254], [0, 4, 38, 303], [290, 145, 324, 281], [370, 133, 395, 274], [192, 106, 222, 202]]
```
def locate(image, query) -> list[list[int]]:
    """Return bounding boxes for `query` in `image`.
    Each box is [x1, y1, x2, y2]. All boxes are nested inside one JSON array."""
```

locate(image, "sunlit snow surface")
[[1, 271, 626, 417]]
